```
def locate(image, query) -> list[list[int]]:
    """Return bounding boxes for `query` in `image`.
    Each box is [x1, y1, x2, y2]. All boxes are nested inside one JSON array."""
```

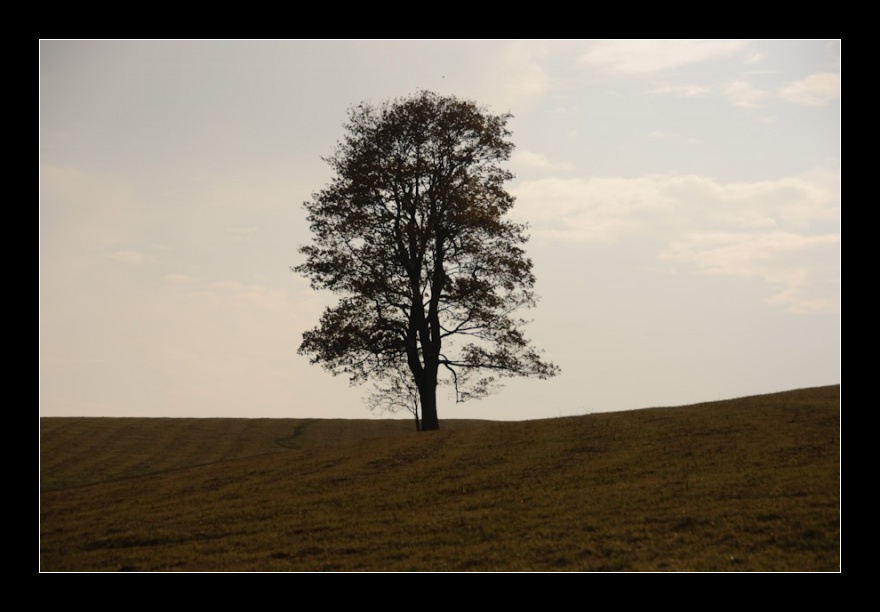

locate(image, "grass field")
[[40, 385, 839, 571]]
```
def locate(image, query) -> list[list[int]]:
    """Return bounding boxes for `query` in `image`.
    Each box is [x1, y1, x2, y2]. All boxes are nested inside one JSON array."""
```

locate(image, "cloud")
[[512, 175, 680, 243], [514, 171, 838, 240], [511, 150, 570, 171], [661, 169, 840, 231], [472, 41, 553, 109], [580, 40, 747, 74], [662, 231, 839, 277], [765, 280, 839, 314], [724, 80, 768, 108], [778, 72, 840, 106], [513, 169, 839, 312], [500, 41, 551, 101], [512, 150, 553, 169], [662, 231, 840, 313]]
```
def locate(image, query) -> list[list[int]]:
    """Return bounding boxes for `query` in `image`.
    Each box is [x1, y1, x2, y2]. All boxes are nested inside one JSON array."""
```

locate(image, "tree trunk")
[[420, 387, 439, 431], [418, 362, 440, 431]]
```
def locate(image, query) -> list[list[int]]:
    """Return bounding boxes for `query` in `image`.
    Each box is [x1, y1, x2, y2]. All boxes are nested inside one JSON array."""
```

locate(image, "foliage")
[[295, 91, 559, 429]]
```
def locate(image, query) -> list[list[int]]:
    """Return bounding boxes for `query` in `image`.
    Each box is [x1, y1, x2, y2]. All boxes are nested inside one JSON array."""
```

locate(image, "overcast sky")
[[40, 40, 840, 421]]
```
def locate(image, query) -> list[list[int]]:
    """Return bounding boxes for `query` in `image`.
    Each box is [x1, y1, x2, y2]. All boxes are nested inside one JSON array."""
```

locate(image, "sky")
[[40, 40, 840, 421]]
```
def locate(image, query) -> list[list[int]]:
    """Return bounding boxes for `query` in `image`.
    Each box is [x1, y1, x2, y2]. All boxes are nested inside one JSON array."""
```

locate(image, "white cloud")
[[580, 40, 747, 74], [513, 175, 679, 243], [513, 169, 839, 313], [662, 231, 837, 277], [512, 150, 554, 169], [515, 171, 838, 239], [659, 169, 840, 231], [765, 281, 839, 314], [662, 231, 839, 313], [778, 72, 840, 106], [511, 150, 571, 171], [473, 41, 553, 109], [501, 42, 551, 101], [725, 80, 767, 108]]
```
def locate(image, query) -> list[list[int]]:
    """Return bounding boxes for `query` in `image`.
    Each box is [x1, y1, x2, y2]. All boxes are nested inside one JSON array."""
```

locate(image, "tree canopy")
[[295, 91, 559, 430]]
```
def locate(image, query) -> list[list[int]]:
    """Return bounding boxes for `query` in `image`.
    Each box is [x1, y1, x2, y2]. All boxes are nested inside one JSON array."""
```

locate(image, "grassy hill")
[[40, 386, 839, 571]]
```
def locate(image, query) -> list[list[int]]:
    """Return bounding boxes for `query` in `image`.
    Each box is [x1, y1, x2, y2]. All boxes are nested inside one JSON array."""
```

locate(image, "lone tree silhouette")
[[295, 91, 559, 431]]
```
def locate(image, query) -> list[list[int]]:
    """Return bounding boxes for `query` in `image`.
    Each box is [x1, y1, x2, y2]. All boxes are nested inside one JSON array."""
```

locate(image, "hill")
[[40, 386, 839, 571]]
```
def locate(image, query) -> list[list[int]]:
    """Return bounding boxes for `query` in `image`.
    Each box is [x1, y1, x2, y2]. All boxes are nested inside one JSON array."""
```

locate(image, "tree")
[[295, 91, 559, 431]]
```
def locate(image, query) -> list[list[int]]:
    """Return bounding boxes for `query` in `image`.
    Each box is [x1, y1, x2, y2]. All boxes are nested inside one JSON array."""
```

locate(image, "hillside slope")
[[40, 386, 839, 571]]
